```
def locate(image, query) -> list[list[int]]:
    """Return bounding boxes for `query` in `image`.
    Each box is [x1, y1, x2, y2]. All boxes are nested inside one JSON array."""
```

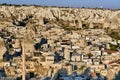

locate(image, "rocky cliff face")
[[0, 38, 7, 60], [0, 6, 120, 29]]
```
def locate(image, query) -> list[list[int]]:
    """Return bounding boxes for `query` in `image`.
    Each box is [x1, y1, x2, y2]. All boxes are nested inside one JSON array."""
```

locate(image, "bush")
[[110, 44, 118, 51], [109, 31, 120, 40], [54, 40, 59, 43], [79, 65, 85, 70]]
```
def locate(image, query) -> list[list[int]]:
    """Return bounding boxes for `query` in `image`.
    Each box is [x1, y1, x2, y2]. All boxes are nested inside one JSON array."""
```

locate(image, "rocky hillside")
[[0, 38, 7, 60], [0, 5, 120, 29]]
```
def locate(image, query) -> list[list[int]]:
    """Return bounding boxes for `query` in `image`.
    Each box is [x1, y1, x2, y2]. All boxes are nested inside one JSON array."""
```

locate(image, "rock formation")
[[0, 6, 120, 29], [0, 38, 7, 60]]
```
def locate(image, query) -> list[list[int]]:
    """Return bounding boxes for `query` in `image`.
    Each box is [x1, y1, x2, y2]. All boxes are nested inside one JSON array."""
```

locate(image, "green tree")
[[109, 31, 120, 40], [79, 65, 85, 70], [110, 44, 118, 51], [87, 53, 93, 58]]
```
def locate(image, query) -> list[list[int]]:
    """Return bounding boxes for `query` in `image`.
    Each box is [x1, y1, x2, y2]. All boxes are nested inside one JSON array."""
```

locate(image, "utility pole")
[[21, 38, 26, 80]]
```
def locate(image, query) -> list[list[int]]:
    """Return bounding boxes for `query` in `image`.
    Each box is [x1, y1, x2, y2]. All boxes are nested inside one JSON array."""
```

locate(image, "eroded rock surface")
[[0, 38, 7, 60], [0, 6, 120, 29]]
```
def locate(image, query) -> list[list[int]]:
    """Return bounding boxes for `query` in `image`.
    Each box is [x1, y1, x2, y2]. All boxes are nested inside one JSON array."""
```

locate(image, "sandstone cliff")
[[0, 6, 120, 29], [0, 38, 7, 60]]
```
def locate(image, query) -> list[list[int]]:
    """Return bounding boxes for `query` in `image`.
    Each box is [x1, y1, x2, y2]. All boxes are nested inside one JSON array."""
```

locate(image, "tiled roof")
[[104, 49, 118, 53]]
